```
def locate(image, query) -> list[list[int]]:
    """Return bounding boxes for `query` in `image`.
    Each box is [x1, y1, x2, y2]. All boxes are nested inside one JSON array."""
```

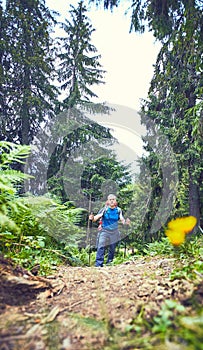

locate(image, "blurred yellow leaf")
[[165, 216, 197, 246], [165, 229, 186, 246], [167, 216, 197, 234]]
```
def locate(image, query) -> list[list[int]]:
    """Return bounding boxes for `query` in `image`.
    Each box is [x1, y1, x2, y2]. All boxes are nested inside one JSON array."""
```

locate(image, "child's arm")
[[89, 212, 103, 222], [119, 211, 130, 225]]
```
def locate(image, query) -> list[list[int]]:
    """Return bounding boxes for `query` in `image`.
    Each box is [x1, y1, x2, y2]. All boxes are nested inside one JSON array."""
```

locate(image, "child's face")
[[108, 197, 117, 207]]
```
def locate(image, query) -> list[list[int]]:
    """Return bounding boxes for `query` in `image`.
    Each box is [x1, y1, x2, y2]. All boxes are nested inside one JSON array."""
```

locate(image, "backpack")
[[98, 206, 121, 231]]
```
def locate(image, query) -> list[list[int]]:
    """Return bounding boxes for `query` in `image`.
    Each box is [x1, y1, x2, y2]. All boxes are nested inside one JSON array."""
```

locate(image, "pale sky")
[[46, 0, 161, 111]]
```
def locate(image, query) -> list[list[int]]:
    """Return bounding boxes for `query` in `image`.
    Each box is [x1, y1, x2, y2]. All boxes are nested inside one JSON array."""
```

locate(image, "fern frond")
[[0, 141, 31, 167], [0, 212, 19, 233], [0, 169, 31, 183]]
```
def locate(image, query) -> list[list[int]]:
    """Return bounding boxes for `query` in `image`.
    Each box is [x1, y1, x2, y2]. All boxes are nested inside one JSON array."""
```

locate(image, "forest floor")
[[0, 254, 202, 350]]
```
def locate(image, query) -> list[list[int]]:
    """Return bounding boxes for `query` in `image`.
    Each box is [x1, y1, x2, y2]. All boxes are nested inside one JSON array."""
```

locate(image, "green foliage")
[[139, 1, 203, 225], [47, 119, 115, 203], [152, 299, 185, 334], [81, 156, 132, 202], [105, 236, 174, 266], [1, 0, 58, 144], [49, 1, 112, 201], [179, 313, 203, 350], [63, 245, 94, 266], [110, 252, 135, 266], [0, 141, 31, 167], [90, 1, 203, 235], [113, 232, 203, 266], [92, 0, 119, 11], [0, 141, 92, 273], [141, 237, 174, 257], [124, 235, 203, 349], [91, 1, 203, 41], [57, 1, 105, 109], [21, 195, 84, 245], [124, 178, 154, 242], [170, 258, 203, 282], [0, 142, 31, 234], [149, 290, 203, 350], [5, 235, 63, 276], [0, 142, 58, 274], [174, 170, 189, 217], [116, 183, 134, 213], [170, 236, 203, 281], [2, 193, 92, 273]]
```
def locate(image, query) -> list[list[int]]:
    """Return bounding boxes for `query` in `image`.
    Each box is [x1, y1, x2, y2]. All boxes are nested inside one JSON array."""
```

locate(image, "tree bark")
[[189, 167, 200, 226]]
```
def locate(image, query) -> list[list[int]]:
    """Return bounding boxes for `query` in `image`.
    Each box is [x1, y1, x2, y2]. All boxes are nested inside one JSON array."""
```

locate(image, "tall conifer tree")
[[140, 2, 203, 225], [0, 0, 58, 145], [48, 1, 111, 202], [57, 1, 106, 110]]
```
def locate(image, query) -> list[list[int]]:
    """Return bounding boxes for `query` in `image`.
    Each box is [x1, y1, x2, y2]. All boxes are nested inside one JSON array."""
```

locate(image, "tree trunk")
[[189, 167, 200, 226], [187, 86, 200, 226]]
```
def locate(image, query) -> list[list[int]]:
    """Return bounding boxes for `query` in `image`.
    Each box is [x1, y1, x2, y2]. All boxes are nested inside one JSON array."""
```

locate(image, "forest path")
[[0, 255, 198, 350]]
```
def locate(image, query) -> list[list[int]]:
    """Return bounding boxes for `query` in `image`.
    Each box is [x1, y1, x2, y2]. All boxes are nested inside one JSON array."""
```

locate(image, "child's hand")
[[89, 213, 94, 221], [125, 218, 130, 225]]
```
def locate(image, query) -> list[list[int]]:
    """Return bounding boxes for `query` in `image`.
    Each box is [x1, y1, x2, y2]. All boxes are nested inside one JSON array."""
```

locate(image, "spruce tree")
[[0, 0, 58, 145], [57, 1, 106, 110], [140, 3, 203, 225], [47, 1, 111, 202]]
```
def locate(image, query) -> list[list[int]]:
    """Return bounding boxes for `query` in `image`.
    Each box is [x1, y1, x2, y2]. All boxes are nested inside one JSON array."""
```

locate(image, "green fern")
[[21, 195, 87, 245], [0, 141, 31, 235], [0, 141, 31, 167]]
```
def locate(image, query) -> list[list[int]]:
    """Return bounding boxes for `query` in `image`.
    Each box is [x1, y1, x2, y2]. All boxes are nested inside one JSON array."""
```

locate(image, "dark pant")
[[95, 229, 119, 267]]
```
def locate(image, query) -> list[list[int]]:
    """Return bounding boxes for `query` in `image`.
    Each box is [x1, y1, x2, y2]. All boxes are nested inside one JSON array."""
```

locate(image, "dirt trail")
[[0, 255, 198, 349]]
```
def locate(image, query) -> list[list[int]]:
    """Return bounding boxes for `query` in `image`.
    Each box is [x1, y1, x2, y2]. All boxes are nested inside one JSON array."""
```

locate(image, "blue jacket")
[[99, 206, 121, 231]]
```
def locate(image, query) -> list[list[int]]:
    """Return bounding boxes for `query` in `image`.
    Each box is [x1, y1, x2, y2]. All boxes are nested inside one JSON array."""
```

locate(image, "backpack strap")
[[99, 206, 121, 218], [117, 207, 121, 218], [99, 206, 108, 217]]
